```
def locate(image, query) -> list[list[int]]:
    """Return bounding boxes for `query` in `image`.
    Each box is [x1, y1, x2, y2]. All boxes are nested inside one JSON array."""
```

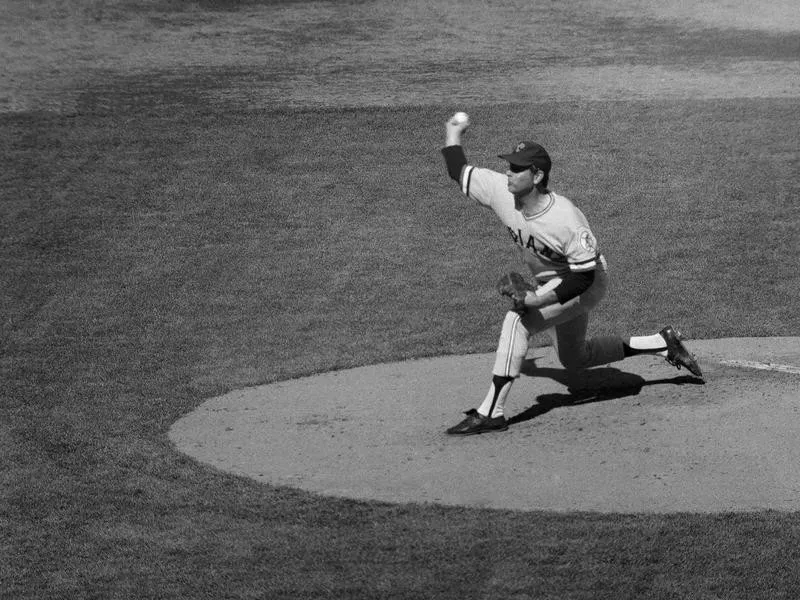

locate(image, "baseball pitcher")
[[441, 112, 703, 435]]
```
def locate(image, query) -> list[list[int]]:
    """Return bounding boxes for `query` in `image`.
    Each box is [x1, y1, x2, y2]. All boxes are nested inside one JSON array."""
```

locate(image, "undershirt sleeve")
[[554, 270, 595, 304], [441, 145, 467, 182]]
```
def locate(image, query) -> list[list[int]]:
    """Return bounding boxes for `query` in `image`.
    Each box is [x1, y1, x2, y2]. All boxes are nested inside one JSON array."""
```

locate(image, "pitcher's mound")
[[170, 337, 800, 513]]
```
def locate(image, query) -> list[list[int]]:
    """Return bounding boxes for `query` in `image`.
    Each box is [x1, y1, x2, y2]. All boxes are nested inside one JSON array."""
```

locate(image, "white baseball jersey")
[[459, 165, 606, 283]]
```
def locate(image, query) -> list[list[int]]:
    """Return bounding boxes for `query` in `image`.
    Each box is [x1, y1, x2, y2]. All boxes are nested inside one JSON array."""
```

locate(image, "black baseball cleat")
[[446, 409, 508, 435], [660, 326, 704, 378]]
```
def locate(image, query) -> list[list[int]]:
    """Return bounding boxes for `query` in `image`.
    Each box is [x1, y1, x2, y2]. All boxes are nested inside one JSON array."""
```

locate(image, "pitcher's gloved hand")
[[496, 272, 536, 312]]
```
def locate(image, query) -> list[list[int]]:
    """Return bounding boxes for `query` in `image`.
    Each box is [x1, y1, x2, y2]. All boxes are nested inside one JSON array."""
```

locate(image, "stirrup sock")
[[478, 375, 514, 419]]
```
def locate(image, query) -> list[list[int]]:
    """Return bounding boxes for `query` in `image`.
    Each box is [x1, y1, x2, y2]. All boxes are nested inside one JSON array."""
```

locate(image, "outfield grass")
[[2, 96, 800, 598]]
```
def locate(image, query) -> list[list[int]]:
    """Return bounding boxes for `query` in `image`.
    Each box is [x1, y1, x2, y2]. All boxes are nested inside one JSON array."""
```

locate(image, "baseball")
[[452, 111, 470, 126]]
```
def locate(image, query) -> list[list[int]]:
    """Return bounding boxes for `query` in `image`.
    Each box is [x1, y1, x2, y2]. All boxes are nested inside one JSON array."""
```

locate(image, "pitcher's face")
[[506, 164, 540, 195]]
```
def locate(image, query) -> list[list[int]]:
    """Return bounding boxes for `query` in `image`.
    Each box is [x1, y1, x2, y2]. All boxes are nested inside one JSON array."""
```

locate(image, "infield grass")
[[3, 0, 800, 598]]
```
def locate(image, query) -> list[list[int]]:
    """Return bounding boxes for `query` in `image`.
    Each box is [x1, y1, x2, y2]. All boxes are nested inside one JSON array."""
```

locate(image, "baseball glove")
[[496, 272, 536, 312]]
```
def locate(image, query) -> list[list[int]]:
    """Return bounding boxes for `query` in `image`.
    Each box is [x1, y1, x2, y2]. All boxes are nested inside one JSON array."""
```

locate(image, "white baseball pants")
[[492, 270, 625, 377]]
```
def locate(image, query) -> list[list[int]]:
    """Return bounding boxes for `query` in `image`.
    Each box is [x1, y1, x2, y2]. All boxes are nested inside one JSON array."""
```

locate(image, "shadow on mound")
[[510, 359, 705, 425]]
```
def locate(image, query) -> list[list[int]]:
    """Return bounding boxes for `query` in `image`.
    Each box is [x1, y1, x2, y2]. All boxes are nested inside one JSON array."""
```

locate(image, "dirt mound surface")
[[170, 338, 800, 513]]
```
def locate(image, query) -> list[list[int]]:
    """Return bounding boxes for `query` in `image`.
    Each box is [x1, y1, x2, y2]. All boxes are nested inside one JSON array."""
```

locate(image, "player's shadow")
[[508, 358, 704, 425]]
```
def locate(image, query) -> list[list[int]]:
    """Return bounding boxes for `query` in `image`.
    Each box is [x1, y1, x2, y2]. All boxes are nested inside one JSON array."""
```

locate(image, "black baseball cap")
[[498, 141, 552, 173]]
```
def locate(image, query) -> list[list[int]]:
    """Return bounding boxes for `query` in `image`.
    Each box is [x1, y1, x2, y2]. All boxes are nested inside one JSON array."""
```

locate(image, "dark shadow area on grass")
[[509, 359, 704, 425]]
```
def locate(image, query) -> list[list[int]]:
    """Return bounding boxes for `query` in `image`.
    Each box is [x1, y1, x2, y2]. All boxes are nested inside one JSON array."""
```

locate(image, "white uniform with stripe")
[[460, 165, 624, 377]]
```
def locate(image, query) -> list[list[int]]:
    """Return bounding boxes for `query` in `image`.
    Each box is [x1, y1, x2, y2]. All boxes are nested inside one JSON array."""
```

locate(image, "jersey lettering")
[[507, 227, 562, 261]]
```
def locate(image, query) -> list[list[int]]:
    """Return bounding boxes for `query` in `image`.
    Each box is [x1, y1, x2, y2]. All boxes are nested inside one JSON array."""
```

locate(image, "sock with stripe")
[[478, 375, 514, 419]]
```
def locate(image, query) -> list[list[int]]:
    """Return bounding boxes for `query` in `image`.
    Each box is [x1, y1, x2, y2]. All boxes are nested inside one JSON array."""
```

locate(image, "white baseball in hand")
[[452, 111, 470, 126]]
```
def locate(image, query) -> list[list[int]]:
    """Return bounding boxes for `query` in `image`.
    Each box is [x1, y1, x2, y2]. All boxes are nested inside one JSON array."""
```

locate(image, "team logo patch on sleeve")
[[579, 229, 597, 253]]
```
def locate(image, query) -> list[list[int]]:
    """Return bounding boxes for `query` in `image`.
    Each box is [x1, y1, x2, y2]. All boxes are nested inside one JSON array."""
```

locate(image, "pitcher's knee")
[[558, 348, 592, 371]]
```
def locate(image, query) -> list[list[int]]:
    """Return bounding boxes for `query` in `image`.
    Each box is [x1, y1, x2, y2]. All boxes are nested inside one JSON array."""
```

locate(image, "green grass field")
[[3, 1, 800, 598]]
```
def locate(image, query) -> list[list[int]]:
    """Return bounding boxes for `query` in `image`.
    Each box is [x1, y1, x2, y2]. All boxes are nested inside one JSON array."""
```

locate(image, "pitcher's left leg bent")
[[492, 297, 591, 378]]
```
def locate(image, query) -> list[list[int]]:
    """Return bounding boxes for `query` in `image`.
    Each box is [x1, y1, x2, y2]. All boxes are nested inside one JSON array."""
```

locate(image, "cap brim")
[[497, 152, 530, 166]]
